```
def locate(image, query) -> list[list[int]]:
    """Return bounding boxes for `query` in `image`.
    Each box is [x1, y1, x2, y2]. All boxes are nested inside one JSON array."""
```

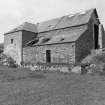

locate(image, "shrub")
[[6, 57, 18, 68], [81, 52, 105, 74]]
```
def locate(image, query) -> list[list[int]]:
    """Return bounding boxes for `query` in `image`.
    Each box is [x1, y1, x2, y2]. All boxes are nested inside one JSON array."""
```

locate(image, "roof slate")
[[29, 25, 87, 46], [4, 22, 37, 35], [37, 8, 96, 33], [5, 8, 97, 35], [4, 8, 99, 45]]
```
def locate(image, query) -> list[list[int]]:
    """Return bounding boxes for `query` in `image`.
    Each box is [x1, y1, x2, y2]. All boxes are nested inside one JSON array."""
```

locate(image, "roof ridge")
[[36, 8, 96, 25]]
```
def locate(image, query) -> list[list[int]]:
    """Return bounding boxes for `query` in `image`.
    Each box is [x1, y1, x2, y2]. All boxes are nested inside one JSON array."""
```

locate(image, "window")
[[11, 39, 13, 44]]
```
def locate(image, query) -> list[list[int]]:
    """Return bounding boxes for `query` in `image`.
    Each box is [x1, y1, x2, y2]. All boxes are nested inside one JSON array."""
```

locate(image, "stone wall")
[[75, 24, 93, 63], [75, 13, 100, 63], [23, 43, 75, 64], [4, 30, 37, 64], [4, 31, 22, 64], [24, 63, 73, 73]]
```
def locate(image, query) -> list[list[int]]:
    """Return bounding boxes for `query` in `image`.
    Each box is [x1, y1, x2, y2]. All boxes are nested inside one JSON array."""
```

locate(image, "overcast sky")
[[0, 0, 104, 43]]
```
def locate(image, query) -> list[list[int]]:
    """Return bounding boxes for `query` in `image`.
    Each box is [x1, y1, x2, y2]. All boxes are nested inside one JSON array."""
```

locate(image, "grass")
[[0, 66, 105, 104]]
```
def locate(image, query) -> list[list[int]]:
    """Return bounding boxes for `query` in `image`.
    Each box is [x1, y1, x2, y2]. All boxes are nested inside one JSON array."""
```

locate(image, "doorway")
[[46, 50, 51, 63], [94, 24, 99, 49]]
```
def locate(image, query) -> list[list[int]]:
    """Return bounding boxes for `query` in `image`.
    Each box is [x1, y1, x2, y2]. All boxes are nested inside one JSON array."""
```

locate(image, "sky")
[[0, 0, 104, 43]]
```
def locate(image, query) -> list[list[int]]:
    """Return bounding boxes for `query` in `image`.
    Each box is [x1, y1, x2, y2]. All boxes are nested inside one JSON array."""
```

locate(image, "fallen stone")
[[71, 66, 81, 73], [60, 67, 69, 73]]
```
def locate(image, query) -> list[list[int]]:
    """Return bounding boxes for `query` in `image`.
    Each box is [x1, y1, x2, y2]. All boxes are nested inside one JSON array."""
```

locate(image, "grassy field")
[[0, 66, 105, 105]]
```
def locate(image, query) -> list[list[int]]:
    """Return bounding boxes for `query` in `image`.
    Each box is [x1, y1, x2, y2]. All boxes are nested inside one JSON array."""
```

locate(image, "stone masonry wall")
[[75, 23, 93, 63], [23, 25, 86, 64], [23, 43, 75, 64], [4, 31, 37, 64], [75, 13, 100, 63], [4, 31, 22, 64]]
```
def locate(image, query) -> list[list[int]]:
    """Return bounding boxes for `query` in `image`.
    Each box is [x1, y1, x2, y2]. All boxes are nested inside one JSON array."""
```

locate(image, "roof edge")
[[4, 23, 88, 35], [4, 29, 37, 35]]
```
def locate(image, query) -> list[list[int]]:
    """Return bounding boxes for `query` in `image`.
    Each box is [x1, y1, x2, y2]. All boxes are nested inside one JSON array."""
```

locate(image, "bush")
[[81, 52, 105, 74], [6, 57, 18, 68]]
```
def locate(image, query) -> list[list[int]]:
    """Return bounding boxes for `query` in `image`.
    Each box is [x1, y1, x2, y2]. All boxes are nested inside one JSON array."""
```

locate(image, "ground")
[[0, 66, 105, 105]]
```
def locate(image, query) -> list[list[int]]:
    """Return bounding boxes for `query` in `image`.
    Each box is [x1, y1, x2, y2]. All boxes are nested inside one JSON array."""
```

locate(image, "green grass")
[[0, 66, 105, 105]]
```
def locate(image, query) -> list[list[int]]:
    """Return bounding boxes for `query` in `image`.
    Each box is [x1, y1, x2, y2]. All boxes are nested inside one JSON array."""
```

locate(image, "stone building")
[[4, 8, 105, 65]]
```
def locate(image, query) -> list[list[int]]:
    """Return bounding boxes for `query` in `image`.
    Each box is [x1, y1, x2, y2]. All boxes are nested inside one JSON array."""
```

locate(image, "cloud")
[[18, 0, 105, 23], [0, 0, 22, 42], [0, 0, 22, 18]]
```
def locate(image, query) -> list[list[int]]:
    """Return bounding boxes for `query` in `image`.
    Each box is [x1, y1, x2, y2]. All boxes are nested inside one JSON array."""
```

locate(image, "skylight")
[[26, 38, 39, 46], [42, 37, 50, 43], [48, 25, 52, 27], [80, 11, 86, 15], [68, 14, 74, 18]]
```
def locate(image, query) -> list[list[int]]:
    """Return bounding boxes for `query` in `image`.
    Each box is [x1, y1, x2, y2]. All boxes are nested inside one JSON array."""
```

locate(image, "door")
[[46, 50, 51, 63], [94, 24, 99, 49]]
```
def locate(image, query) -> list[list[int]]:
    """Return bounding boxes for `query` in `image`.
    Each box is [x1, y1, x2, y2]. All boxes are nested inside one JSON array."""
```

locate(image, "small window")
[[61, 38, 64, 41], [11, 39, 13, 44]]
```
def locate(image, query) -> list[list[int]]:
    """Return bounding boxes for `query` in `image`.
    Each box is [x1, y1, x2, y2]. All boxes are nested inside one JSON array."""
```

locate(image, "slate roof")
[[37, 8, 98, 33], [5, 8, 99, 45], [4, 22, 37, 35], [45, 28, 86, 44], [26, 25, 87, 46], [5, 8, 98, 35]]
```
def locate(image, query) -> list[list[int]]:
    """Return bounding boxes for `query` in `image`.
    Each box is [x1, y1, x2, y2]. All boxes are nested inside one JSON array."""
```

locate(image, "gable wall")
[[75, 12, 100, 63], [75, 24, 93, 63], [4, 31, 22, 64]]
